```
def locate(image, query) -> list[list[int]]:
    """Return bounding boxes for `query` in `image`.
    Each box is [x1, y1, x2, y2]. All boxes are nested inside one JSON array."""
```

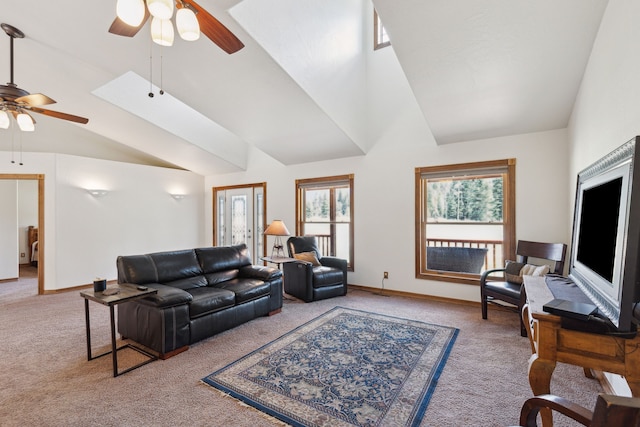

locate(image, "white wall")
[[0, 152, 206, 291], [568, 0, 640, 396]]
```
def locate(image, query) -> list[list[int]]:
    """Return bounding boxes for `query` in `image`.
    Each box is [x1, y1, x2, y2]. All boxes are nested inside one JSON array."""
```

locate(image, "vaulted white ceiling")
[[0, 1, 608, 175]]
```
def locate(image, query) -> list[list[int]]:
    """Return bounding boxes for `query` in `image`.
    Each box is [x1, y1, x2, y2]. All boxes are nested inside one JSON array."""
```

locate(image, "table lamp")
[[264, 220, 290, 258]]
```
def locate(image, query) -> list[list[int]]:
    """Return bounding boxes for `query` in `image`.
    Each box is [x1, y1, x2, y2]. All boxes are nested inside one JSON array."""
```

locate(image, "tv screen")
[[576, 177, 622, 283]]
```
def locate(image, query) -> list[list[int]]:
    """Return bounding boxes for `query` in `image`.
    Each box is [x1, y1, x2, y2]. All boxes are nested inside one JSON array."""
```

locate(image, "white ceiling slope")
[[0, 1, 608, 174], [374, 0, 609, 145]]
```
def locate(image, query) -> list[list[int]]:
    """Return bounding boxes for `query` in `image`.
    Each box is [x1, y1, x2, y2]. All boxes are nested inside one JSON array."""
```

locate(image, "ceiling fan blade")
[[15, 93, 56, 106], [29, 107, 89, 124], [185, 0, 244, 54], [108, 7, 150, 37]]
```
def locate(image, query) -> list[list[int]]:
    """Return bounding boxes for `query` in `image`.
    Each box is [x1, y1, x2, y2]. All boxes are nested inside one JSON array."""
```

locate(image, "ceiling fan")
[[109, 0, 244, 54], [0, 23, 89, 131]]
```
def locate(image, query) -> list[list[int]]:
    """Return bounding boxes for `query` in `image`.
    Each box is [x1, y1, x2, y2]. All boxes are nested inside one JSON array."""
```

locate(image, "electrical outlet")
[[20, 252, 25, 258], [383, 271, 389, 279]]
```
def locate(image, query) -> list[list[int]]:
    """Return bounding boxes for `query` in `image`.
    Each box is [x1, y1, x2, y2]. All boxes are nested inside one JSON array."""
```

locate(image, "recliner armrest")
[[320, 256, 347, 270], [121, 283, 193, 308]]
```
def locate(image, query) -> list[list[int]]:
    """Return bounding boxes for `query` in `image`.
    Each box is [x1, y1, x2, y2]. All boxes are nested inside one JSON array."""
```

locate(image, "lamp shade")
[[146, 0, 173, 19], [16, 112, 34, 132], [264, 220, 290, 236], [0, 110, 9, 129], [116, 0, 146, 26], [151, 17, 174, 46], [176, 7, 200, 41]]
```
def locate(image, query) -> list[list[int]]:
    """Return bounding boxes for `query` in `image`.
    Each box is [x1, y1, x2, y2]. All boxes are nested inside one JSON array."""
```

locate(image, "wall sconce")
[[171, 194, 185, 201], [264, 220, 290, 258], [87, 189, 109, 198]]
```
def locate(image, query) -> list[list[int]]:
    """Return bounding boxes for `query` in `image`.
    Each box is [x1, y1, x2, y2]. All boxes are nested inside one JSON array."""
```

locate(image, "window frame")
[[295, 174, 354, 271], [374, 9, 391, 50], [415, 159, 516, 285]]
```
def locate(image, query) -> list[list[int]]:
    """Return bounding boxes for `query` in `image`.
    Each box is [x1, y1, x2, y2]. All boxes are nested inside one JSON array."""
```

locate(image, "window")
[[415, 159, 516, 284], [374, 9, 390, 50], [296, 174, 354, 270]]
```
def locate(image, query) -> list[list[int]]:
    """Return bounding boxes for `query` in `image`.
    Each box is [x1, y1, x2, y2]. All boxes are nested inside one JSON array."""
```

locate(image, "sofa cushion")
[[164, 275, 208, 290], [187, 287, 236, 318], [312, 266, 344, 288], [204, 270, 240, 286], [117, 254, 158, 284], [149, 250, 203, 283], [216, 279, 271, 304], [196, 245, 252, 274]]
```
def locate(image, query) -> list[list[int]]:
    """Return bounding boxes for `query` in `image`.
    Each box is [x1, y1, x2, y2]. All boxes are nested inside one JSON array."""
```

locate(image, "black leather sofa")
[[116, 244, 283, 358]]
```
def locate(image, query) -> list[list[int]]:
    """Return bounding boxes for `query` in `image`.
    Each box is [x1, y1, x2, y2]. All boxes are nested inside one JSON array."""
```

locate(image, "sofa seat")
[[216, 278, 272, 303], [188, 287, 235, 318], [312, 266, 344, 288]]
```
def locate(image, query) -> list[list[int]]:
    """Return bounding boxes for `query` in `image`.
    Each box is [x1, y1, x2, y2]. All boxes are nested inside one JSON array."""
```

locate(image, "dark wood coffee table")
[[80, 284, 158, 377]]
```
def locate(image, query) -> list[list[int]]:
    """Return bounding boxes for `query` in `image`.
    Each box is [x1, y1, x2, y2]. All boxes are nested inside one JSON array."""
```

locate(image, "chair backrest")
[[516, 240, 567, 275], [287, 236, 321, 259]]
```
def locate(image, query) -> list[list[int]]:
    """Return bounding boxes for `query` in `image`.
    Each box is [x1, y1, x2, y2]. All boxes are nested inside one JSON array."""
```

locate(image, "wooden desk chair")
[[480, 240, 567, 336], [519, 393, 640, 426]]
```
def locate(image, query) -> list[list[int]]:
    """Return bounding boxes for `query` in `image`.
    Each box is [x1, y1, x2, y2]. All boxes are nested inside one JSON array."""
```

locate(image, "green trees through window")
[[427, 177, 503, 222]]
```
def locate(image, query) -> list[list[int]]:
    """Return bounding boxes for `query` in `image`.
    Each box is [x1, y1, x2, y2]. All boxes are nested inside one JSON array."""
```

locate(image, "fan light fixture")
[[0, 110, 9, 129], [16, 112, 34, 132], [147, 0, 174, 20], [176, 7, 200, 41], [151, 17, 174, 46], [116, 0, 200, 46], [116, 0, 146, 26]]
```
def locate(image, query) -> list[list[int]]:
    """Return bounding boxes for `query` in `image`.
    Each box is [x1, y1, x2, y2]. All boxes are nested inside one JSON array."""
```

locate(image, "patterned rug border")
[[202, 306, 459, 427]]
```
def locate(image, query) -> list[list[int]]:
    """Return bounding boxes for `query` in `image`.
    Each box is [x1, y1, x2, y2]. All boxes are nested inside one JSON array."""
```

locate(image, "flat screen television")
[[569, 136, 640, 333]]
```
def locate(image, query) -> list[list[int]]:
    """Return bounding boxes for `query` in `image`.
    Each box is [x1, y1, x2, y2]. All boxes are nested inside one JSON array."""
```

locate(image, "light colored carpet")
[[0, 278, 602, 426]]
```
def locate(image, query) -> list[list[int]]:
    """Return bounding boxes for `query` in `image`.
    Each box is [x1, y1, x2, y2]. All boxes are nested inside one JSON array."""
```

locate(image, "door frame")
[[1, 173, 44, 295], [212, 182, 267, 258]]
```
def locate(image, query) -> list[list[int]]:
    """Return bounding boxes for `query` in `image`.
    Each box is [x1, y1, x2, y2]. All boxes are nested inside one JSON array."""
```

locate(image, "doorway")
[[0, 174, 44, 294], [213, 183, 266, 260]]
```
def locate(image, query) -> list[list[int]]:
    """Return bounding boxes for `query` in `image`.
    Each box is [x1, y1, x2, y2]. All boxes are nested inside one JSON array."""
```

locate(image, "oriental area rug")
[[202, 307, 459, 427]]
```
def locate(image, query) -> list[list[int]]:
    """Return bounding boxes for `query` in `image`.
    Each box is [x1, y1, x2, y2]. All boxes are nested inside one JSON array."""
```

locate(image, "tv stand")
[[522, 275, 640, 427]]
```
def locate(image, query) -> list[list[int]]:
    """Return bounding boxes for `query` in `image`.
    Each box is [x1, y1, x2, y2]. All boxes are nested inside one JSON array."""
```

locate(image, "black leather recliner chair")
[[282, 236, 348, 302]]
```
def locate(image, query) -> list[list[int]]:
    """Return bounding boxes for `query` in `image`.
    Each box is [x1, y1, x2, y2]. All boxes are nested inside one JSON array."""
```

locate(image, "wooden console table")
[[522, 275, 640, 426]]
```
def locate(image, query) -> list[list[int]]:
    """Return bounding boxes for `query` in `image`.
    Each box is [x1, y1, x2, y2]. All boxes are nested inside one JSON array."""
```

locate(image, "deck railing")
[[426, 238, 504, 272]]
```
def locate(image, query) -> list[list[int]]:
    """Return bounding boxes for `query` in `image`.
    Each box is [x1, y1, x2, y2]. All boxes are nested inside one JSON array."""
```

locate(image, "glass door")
[[214, 184, 265, 259]]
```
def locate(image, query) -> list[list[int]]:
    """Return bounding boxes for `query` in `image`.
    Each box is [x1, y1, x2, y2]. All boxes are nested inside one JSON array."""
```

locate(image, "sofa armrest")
[[121, 283, 192, 308], [239, 265, 283, 281]]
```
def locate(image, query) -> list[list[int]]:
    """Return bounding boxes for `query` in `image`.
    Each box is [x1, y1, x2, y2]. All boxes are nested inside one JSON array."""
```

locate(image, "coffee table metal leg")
[[110, 306, 118, 377], [85, 299, 91, 360]]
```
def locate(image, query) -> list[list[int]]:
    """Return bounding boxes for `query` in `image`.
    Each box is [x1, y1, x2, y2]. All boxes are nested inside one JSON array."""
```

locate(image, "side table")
[[80, 284, 158, 377], [261, 256, 297, 269]]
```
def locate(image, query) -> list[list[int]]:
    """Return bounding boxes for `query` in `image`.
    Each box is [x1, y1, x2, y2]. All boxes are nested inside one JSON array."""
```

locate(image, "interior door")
[[215, 185, 264, 259]]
